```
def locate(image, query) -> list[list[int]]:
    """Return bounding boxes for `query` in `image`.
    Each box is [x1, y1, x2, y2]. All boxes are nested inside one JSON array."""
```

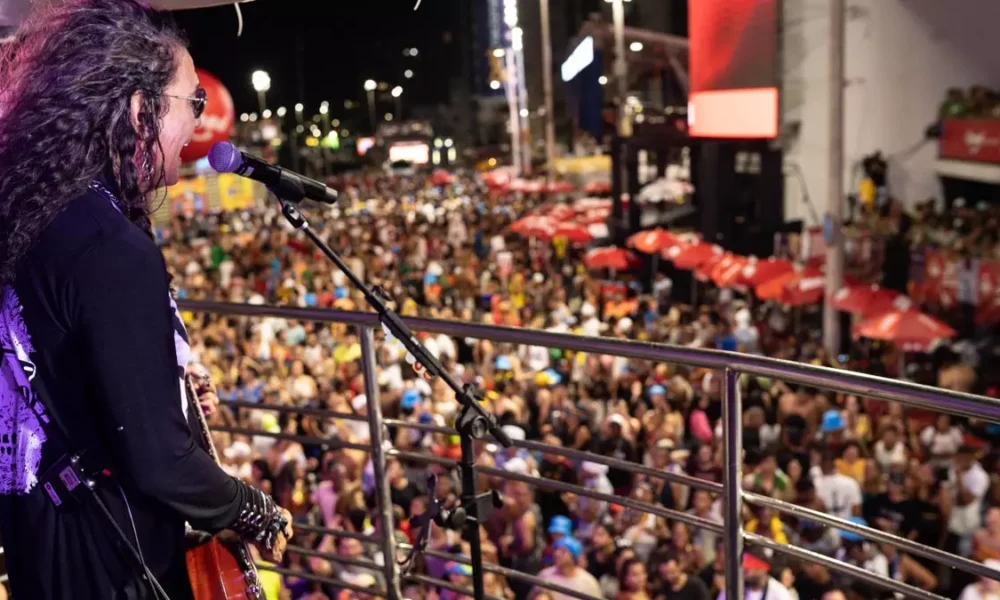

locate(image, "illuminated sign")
[[561, 36, 594, 82], [389, 142, 430, 165]]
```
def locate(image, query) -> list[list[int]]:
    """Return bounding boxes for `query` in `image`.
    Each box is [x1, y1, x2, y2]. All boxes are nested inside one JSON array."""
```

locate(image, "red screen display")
[[688, 0, 779, 138]]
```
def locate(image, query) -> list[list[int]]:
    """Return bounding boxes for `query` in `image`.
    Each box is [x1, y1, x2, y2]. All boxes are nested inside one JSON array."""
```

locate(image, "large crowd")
[[156, 169, 1000, 600]]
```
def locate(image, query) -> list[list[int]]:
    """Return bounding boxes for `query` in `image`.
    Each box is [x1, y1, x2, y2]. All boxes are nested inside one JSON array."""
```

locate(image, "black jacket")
[[0, 185, 243, 599]]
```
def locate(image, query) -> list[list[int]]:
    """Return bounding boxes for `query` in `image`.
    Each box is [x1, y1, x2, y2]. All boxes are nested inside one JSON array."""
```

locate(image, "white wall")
[[781, 0, 1000, 225]]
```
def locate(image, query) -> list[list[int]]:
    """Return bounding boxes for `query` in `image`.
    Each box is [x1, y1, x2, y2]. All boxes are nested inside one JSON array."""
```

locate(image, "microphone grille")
[[207, 141, 242, 173]]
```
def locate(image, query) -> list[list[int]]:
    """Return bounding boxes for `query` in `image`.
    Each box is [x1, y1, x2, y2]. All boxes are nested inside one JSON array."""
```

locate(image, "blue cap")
[[495, 355, 513, 371], [424, 273, 439, 285], [304, 292, 317, 307], [821, 409, 845, 433], [446, 561, 473, 576], [542, 368, 563, 385], [553, 536, 583, 560], [649, 384, 666, 396], [335, 287, 349, 300], [401, 389, 422, 410], [548, 515, 573, 536], [838, 516, 867, 542]]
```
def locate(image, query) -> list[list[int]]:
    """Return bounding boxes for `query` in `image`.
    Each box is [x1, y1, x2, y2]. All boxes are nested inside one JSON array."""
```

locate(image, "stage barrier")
[[5, 300, 1000, 600]]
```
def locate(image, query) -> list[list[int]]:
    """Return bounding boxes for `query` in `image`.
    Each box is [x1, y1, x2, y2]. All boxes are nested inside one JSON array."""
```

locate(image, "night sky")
[[173, 0, 463, 119]]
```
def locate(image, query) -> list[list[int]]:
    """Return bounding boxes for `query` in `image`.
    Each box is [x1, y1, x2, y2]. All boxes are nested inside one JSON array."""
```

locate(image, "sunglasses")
[[165, 87, 208, 119]]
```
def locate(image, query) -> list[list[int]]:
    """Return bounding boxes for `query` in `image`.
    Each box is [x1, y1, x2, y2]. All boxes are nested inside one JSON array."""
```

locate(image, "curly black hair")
[[0, 0, 186, 285]]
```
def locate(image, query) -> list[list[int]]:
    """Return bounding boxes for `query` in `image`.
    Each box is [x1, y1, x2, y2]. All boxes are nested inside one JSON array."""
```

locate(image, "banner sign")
[[939, 119, 1000, 163]]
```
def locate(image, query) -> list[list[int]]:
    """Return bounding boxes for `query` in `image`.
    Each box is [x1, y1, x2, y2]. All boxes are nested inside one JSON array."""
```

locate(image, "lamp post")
[[364, 79, 377, 133], [391, 86, 403, 120], [539, 0, 557, 177], [251, 69, 271, 113]]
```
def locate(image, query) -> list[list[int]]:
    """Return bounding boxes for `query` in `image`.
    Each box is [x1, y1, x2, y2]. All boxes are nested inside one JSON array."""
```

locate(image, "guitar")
[[183, 371, 265, 600]]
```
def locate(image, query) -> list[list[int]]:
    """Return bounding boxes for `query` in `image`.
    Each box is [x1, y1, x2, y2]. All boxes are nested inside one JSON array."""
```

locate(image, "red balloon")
[[180, 69, 234, 162]]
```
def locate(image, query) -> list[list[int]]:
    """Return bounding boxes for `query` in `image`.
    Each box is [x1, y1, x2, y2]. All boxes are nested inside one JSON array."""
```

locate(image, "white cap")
[[501, 425, 526, 442], [352, 394, 367, 411], [608, 413, 626, 427], [504, 457, 529, 475]]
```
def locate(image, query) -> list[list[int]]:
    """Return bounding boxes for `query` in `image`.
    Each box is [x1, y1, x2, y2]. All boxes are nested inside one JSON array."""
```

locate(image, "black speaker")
[[693, 139, 783, 256]]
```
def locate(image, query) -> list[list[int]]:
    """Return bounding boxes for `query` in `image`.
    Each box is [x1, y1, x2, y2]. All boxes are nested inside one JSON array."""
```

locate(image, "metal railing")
[[174, 299, 1000, 600], [5, 300, 998, 599]]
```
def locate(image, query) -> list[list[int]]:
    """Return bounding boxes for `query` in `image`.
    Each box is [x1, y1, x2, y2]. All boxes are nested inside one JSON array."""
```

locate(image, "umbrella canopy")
[[627, 228, 683, 254], [664, 242, 723, 270], [831, 284, 900, 317], [584, 247, 639, 271], [853, 301, 957, 351], [741, 257, 794, 287], [711, 255, 751, 288]]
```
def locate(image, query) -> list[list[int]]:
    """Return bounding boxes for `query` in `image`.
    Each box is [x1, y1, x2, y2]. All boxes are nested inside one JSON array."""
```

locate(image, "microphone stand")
[[274, 196, 512, 600]]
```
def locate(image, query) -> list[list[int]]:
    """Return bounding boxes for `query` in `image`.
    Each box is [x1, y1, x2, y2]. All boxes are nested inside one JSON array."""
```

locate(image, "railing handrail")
[[180, 300, 1000, 421], [173, 300, 1000, 600]]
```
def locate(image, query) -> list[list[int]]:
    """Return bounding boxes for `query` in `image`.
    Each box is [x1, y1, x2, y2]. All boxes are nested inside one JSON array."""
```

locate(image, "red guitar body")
[[187, 537, 260, 600]]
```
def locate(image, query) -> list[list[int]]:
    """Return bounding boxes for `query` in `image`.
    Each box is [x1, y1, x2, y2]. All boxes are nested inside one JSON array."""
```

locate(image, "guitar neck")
[[185, 374, 221, 465]]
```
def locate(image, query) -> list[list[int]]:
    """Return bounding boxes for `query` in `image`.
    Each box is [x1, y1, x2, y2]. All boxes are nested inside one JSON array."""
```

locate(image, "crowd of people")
[[155, 168, 1000, 600]]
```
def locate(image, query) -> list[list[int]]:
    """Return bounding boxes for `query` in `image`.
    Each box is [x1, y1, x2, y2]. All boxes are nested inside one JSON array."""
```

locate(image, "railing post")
[[359, 326, 402, 600], [721, 368, 744, 600]]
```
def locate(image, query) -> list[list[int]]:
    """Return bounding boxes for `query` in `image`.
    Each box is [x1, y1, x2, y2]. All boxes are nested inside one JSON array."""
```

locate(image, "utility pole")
[[823, 0, 846, 354], [540, 0, 557, 178]]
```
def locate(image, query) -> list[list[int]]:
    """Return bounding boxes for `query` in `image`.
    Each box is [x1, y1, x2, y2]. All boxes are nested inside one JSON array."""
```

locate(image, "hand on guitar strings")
[[187, 363, 220, 418]]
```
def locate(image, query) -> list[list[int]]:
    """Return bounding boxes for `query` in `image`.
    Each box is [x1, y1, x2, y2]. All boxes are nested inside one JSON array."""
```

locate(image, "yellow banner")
[[165, 176, 208, 216], [217, 174, 255, 211]]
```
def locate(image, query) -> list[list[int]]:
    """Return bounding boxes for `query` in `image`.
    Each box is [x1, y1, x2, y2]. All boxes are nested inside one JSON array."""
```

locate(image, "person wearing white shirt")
[[872, 425, 908, 472], [920, 414, 965, 468], [812, 452, 862, 521], [949, 446, 991, 556]]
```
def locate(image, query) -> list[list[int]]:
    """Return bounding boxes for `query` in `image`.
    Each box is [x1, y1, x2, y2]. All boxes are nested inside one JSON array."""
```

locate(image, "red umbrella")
[[711, 255, 751, 288], [782, 275, 827, 306], [430, 169, 455, 186], [540, 204, 576, 220], [740, 258, 794, 286], [584, 247, 639, 271], [510, 216, 554, 238], [543, 181, 576, 194], [694, 253, 731, 283], [551, 222, 595, 244], [573, 197, 612, 211], [666, 242, 724, 270], [754, 266, 819, 300], [575, 208, 611, 225], [627, 228, 682, 254], [853, 302, 957, 351], [831, 284, 900, 317], [584, 181, 612, 194]]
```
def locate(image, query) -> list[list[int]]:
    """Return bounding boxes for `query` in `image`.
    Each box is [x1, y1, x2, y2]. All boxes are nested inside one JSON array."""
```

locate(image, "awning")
[[1, 0, 250, 28]]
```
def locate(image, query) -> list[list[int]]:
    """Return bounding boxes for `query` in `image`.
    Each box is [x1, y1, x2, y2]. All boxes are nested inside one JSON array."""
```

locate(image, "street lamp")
[[391, 85, 403, 119], [276, 106, 287, 118], [404, 69, 413, 79], [251, 70, 271, 113], [364, 79, 377, 133]]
